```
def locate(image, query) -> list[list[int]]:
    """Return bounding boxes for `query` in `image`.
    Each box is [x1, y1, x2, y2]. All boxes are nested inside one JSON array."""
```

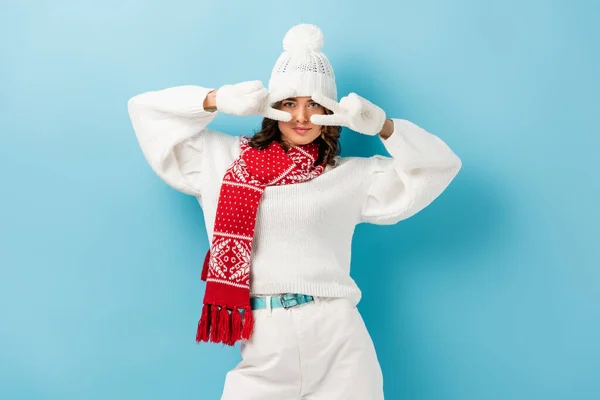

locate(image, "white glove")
[[215, 80, 292, 122], [310, 92, 387, 135]]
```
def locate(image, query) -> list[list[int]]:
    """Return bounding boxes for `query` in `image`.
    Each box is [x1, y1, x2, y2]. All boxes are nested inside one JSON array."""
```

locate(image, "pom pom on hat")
[[283, 24, 324, 53]]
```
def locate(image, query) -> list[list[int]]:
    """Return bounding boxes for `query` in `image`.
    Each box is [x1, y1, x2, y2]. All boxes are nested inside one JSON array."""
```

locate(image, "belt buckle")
[[280, 293, 300, 309]]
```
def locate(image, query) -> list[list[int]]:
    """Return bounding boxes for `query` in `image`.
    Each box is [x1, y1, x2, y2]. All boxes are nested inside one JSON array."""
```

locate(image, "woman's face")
[[276, 96, 326, 149]]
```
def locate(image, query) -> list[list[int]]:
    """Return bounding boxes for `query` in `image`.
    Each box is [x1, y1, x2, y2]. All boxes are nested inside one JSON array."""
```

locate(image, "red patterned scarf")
[[196, 135, 325, 346]]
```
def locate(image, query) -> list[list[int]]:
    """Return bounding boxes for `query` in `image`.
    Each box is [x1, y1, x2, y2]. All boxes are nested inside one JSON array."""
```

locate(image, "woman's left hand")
[[310, 92, 387, 136]]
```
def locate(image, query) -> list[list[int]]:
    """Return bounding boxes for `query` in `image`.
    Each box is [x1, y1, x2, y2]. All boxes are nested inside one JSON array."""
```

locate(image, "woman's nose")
[[295, 107, 308, 123]]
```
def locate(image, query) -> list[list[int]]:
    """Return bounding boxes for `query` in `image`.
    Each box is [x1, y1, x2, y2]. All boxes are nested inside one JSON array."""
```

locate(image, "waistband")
[[250, 293, 314, 310]]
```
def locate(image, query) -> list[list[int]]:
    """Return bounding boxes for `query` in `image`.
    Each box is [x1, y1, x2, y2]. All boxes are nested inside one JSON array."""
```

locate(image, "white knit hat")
[[268, 24, 337, 103]]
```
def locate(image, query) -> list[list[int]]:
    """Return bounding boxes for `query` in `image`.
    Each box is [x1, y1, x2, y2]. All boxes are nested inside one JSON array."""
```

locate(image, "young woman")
[[128, 23, 461, 400]]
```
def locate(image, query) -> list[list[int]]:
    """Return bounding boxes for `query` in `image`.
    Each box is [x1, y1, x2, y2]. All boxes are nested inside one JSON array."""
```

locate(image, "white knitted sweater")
[[127, 85, 462, 305]]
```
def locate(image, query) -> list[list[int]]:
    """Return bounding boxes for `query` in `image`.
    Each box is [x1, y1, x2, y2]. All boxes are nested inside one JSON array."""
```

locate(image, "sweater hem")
[[251, 281, 362, 306]]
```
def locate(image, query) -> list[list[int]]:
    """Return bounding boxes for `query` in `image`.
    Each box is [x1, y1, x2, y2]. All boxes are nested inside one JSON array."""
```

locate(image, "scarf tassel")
[[230, 307, 243, 344], [218, 305, 231, 344], [195, 304, 210, 342], [209, 304, 220, 343], [241, 308, 254, 340], [196, 305, 254, 346]]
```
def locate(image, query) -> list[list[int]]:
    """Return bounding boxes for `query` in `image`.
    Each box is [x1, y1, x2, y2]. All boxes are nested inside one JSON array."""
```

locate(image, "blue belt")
[[250, 293, 314, 310]]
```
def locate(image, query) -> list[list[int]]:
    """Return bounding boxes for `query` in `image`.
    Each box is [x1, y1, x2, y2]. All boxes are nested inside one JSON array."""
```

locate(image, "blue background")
[[1, 1, 599, 399]]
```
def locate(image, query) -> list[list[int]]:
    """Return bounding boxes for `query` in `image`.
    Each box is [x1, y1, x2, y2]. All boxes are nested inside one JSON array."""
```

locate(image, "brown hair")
[[247, 104, 342, 167]]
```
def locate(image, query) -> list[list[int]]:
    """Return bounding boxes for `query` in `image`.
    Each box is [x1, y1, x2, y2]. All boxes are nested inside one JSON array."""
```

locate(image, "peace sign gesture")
[[310, 92, 387, 136], [215, 80, 293, 122]]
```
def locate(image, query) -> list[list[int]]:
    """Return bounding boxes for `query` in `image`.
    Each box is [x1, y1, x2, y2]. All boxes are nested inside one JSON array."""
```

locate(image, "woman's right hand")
[[214, 80, 292, 122]]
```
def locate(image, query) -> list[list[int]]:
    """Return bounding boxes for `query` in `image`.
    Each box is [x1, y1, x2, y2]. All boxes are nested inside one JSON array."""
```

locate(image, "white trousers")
[[221, 296, 385, 400]]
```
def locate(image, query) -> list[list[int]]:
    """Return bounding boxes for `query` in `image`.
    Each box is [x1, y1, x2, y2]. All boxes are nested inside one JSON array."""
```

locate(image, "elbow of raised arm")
[[127, 92, 150, 115], [436, 144, 462, 181], [435, 155, 462, 195], [127, 90, 157, 118], [127, 98, 135, 117], [450, 153, 462, 178], [127, 95, 143, 120], [414, 154, 462, 208]]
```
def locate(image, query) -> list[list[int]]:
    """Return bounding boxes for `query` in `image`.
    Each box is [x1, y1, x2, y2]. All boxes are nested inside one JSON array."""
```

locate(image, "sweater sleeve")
[[127, 85, 220, 197], [360, 119, 462, 225]]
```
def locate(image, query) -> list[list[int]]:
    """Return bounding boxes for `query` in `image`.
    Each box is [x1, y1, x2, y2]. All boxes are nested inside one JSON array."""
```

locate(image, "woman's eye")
[[283, 102, 320, 108]]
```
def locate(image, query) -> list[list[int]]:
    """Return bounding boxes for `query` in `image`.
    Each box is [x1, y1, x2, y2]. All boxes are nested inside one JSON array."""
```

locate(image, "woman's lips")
[[293, 128, 311, 135]]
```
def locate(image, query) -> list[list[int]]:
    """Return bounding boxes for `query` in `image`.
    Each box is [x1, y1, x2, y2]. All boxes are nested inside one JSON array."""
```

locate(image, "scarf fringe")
[[195, 304, 210, 342], [218, 305, 231, 344], [196, 305, 254, 346], [241, 308, 254, 340], [209, 304, 220, 343], [231, 307, 243, 344]]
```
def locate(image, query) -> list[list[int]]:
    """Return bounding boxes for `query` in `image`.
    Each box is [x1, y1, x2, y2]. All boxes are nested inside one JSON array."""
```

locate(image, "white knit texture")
[[127, 85, 462, 305], [268, 24, 337, 102]]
